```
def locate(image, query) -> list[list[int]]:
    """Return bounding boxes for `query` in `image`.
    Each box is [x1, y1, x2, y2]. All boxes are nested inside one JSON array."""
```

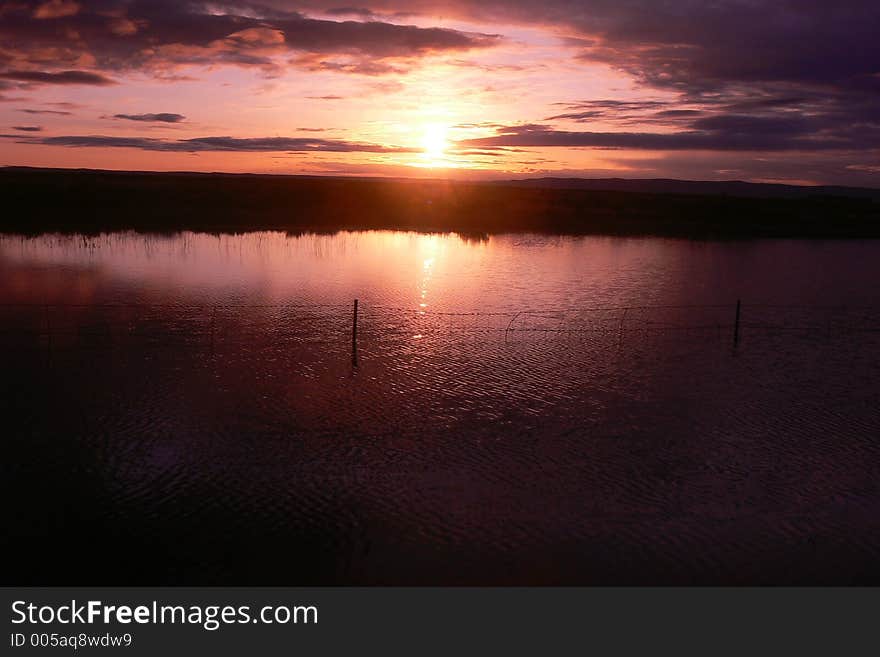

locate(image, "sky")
[[1, 0, 878, 186]]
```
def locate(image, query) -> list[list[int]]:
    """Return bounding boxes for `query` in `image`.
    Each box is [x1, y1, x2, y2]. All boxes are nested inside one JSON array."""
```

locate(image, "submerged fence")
[[2, 300, 880, 363]]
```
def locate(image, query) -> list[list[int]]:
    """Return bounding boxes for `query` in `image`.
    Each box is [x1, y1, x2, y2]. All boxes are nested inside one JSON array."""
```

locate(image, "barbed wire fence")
[[2, 300, 880, 362]]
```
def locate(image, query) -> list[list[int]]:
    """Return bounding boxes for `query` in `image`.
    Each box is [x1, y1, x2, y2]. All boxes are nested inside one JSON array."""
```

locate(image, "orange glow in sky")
[[0, 1, 877, 186]]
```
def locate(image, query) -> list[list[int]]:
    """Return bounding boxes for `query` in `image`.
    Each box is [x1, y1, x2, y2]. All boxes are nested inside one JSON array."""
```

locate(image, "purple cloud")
[[5, 133, 419, 153], [458, 122, 878, 152], [0, 70, 116, 86], [17, 108, 73, 116], [112, 113, 186, 123], [0, 1, 500, 77]]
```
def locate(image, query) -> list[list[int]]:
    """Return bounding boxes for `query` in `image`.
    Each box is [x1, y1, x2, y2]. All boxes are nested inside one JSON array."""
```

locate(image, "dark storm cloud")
[[113, 113, 186, 123], [5, 133, 418, 153], [0, 70, 116, 85], [12, 125, 42, 131], [0, 1, 499, 76]]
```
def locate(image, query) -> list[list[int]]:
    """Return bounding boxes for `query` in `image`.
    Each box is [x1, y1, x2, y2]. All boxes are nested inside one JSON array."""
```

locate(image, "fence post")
[[733, 298, 741, 347], [352, 299, 359, 366], [617, 307, 628, 349]]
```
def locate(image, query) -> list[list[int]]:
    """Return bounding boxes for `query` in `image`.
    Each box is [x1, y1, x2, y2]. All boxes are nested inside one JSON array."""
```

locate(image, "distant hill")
[[501, 177, 880, 201], [2, 167, 879, 238], [4, 166, 878, 201]]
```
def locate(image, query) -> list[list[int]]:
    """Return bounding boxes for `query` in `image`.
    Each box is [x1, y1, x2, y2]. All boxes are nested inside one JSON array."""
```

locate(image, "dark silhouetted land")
[[2, 167, 879, 237]]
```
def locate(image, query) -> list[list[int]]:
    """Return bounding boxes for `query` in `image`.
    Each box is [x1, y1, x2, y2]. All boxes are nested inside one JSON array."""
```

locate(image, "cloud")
[[689, 114, 812, 137], [324, 7, 378, 18], [0, 1, 500, 78], [277, 17, 498, 57], [12, 125, 42, 131], [294, 1, 880, 164], [458, 122, 879, 152], [5, 133, 419, 153], [0, 70, 115, 85], [291, 1, 877, 95], [112, 113, 186, 123], [3, 1, 865, 96], [556, 2, 879, 98], [541, 91, 880, 158], [0, 1, 877, 185], [291, 53, 402, 76], [545, 100, 682, 126], [32, 0, 80, 19], [1, 95, 26, 103], [17, 108, 73, 115], [655, 109, 702, 118]]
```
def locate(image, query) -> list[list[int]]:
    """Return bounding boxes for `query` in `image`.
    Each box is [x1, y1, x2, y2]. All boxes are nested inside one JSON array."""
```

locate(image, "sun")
[[421, 123, 449, 162]]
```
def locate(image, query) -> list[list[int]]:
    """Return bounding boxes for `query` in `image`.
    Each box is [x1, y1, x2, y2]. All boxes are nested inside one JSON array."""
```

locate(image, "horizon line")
[[3, 165, 879, 193]]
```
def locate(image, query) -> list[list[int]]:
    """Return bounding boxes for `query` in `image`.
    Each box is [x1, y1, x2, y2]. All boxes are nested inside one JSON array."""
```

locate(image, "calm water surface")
[[2, 231, 879, 584]]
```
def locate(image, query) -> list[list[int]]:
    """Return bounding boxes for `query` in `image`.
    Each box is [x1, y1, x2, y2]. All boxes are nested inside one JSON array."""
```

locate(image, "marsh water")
[[2, 231, 880, 584]]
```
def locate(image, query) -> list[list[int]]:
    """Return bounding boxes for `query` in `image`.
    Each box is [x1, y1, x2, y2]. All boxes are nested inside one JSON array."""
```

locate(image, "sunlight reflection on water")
[[2, 230, 880, 584]]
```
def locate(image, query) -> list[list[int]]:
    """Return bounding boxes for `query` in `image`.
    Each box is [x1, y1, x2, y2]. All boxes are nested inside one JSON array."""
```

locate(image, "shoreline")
[[3, 168, 879, 239]]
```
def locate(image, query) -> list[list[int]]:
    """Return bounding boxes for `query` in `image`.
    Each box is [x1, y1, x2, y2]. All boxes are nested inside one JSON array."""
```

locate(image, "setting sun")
[[2, 0, 880, 619], [421, 124, 450, 163]]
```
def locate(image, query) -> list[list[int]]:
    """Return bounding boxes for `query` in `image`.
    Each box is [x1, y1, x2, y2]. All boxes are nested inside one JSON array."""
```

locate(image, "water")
[[2, 231, 880, 584]]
